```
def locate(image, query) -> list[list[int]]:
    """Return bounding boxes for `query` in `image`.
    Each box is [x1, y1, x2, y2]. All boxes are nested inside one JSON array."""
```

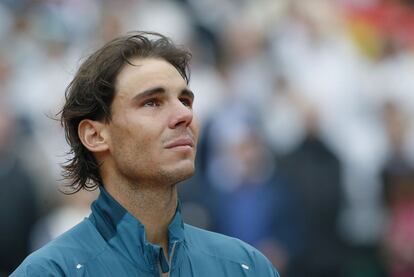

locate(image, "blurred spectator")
[[381, 101, 414, 277], [278, 101, 347, 276], [192, 101, 303, 274], [0, 98, 40, 275], [30, 189, 98, 251]]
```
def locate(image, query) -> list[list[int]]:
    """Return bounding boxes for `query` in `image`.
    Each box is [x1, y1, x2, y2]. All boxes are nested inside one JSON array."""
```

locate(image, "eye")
[[180, 97, 193, 108], [143, 98, 161, 107]]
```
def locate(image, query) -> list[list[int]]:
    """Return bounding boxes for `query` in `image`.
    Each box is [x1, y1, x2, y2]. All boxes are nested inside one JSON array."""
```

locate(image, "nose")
[[168, 100, 194, 129]]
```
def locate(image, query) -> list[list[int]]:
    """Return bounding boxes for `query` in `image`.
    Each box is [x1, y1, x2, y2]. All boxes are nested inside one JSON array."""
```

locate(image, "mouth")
[[164, 137, 195, 150]]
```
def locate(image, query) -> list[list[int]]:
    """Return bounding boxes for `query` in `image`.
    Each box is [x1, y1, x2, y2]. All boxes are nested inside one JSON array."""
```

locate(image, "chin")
[[161, 163, 195, 184], [175, 165, 195, 181]]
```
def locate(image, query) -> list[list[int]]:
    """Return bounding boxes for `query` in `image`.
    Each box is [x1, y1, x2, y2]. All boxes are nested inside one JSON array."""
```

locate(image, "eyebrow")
[[181, 88, 194, 101], [132, 86, 194, 102]]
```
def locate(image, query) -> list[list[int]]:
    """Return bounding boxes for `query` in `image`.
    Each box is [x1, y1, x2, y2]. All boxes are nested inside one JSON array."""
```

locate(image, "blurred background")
[[1, 0, 414, 276]]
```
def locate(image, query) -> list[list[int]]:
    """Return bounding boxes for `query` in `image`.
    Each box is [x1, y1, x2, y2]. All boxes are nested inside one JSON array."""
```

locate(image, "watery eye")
[[180, 98, 193, 107], [143, 99, 159, 107]]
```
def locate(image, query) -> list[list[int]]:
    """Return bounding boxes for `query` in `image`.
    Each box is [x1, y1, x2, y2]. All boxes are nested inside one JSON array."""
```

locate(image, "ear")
[[78, 119, 109, 153]]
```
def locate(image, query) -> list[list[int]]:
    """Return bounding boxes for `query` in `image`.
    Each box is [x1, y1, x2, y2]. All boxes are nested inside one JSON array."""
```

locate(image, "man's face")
[[103, 57, 199, 186]]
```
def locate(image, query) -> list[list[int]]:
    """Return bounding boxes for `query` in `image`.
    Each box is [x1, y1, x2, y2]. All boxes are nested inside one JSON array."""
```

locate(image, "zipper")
[[158, 240, 178, 277], [167, 241, 178, 277], [158, 260, 163, 277]]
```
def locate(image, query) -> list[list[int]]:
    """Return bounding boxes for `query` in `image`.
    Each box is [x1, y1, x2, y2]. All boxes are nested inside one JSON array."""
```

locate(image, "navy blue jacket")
[[12, 188, 279, 276]]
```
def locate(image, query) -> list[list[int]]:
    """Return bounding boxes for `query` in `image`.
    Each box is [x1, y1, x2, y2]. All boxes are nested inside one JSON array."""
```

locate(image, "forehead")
[[115, 57, 186, 94]]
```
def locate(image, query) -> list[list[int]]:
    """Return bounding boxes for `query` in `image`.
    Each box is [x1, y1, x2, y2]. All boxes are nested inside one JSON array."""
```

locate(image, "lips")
[[164, 137, 194, 149]]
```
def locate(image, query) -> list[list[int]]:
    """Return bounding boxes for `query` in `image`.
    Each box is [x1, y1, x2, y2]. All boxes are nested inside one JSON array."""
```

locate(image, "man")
[[0, 98, 39, 275], [12, 32, 279, 276]]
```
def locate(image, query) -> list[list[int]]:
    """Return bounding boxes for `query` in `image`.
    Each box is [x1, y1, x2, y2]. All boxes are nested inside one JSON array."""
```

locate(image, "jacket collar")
[[90, 186, 185, 273]]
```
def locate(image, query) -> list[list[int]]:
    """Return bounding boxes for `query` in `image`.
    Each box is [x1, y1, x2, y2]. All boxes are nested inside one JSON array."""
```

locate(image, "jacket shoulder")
[[184, 224, 280, 276], [11, 218, 106, 276]]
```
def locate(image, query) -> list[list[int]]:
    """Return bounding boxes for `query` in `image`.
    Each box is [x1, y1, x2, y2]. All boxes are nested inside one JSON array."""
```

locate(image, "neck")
[[104, 180, 178, 258]]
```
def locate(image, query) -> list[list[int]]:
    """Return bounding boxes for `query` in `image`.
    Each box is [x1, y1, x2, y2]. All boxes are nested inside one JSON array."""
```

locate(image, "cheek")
[[109, 115, 165, 161], [124, 127, 162, 160], [191, 118, 201, 143], [110, 129, 153, 175]]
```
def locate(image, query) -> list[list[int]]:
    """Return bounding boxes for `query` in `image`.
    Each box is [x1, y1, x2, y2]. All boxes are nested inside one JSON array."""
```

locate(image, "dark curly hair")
[[60, 31, 192, 193]]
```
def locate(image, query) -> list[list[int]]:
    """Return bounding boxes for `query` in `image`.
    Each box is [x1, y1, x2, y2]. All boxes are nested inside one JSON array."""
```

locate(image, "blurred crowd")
[[1, 0, 414, 276]]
